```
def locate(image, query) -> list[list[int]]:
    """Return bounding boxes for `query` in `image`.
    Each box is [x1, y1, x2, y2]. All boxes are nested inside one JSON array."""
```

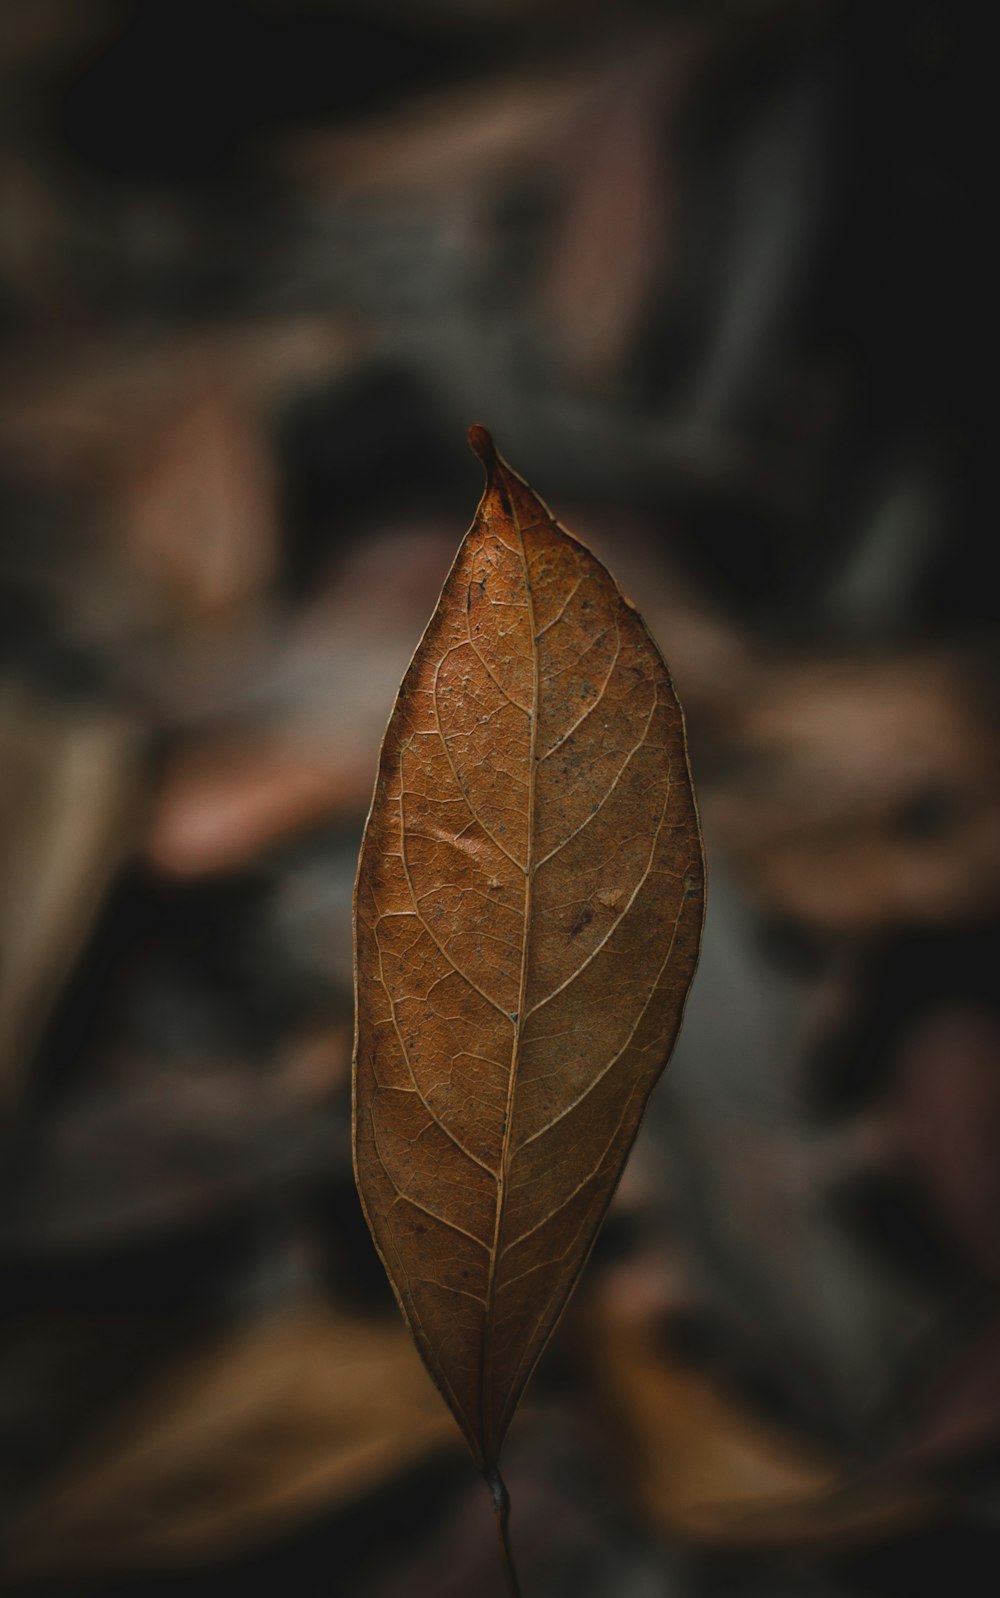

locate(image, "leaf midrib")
[[479, 474, 539, 1466]]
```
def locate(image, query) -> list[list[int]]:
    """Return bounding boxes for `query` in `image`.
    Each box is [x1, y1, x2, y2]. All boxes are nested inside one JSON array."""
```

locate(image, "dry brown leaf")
[[2, 1302, 456, 1578], [590, 1290, 933, 1549], [119, 389, 276, 620], [146, 736, 367, 878], [0, 686, 144, 1104], [881, 1310, 1000, 1475], [352, 427, 704, 1475], [702, 652, 1000, 928], [541, 71, 668, 390], [144, 524, 460, 876], [893, 1005, 1000, 1280]]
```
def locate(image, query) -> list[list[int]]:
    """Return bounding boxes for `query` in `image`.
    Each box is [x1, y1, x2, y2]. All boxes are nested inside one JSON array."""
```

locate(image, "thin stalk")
[[484, 1464, 524, 1598]]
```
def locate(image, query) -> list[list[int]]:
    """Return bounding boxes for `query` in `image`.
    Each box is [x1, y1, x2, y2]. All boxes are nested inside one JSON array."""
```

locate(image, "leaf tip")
[[467, 423, 497, 470]]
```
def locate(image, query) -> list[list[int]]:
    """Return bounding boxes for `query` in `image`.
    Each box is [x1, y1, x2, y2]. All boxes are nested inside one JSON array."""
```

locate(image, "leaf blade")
[[353, 427, 704, 1466]]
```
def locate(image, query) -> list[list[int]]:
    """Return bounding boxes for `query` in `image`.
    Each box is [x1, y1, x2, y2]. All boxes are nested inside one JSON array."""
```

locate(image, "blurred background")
[[1, 2, 997, 1594]]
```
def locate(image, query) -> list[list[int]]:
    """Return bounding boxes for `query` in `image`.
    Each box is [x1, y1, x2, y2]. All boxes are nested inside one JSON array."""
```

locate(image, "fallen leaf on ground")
[[702, 653, 1000, 928], [589, 1284, 934, 1549], [0, 686, 144, 1105], [1, 1301, 456, 1577]]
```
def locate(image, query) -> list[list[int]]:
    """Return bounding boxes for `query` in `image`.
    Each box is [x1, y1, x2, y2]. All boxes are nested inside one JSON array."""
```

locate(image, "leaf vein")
[[430, 655, 524, 871], [534, 696, 660, 868]]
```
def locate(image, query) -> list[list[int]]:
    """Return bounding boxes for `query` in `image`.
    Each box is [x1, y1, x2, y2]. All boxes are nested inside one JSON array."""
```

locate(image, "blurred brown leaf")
[[0, 685, 145, 1104], [4, 1025, 351, 1252], [146, 736, 367, 878], [1, 1300, 457, 1578], [701, 653, 1000, 928], [146, 524, 458, 876], [589, 1284, 933, 1550], [884, 1311, 1000, 1476], [892, 1006, 1000, 1281], [119, 389, 276, 622], [541, 75, 667, 390]]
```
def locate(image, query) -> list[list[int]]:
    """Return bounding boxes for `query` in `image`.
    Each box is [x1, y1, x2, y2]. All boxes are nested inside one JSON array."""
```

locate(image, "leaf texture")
[[353, 427, 704, 1468]]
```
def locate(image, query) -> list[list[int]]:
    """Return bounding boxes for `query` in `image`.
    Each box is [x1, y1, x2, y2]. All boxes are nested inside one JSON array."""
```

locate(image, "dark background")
[[1, 3, 997, 1594]]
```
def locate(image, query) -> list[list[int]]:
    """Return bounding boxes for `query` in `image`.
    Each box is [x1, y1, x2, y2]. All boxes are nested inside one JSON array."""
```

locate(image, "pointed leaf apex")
[[467, 424, 497, 470]]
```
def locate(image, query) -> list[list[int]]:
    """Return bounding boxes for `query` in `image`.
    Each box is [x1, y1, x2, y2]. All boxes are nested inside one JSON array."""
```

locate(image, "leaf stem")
[[484, 1464, 524, 1598]]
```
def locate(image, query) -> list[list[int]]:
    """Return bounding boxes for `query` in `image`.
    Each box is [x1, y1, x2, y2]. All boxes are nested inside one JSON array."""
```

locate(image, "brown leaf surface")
[[353, 427, 704, 1469]]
